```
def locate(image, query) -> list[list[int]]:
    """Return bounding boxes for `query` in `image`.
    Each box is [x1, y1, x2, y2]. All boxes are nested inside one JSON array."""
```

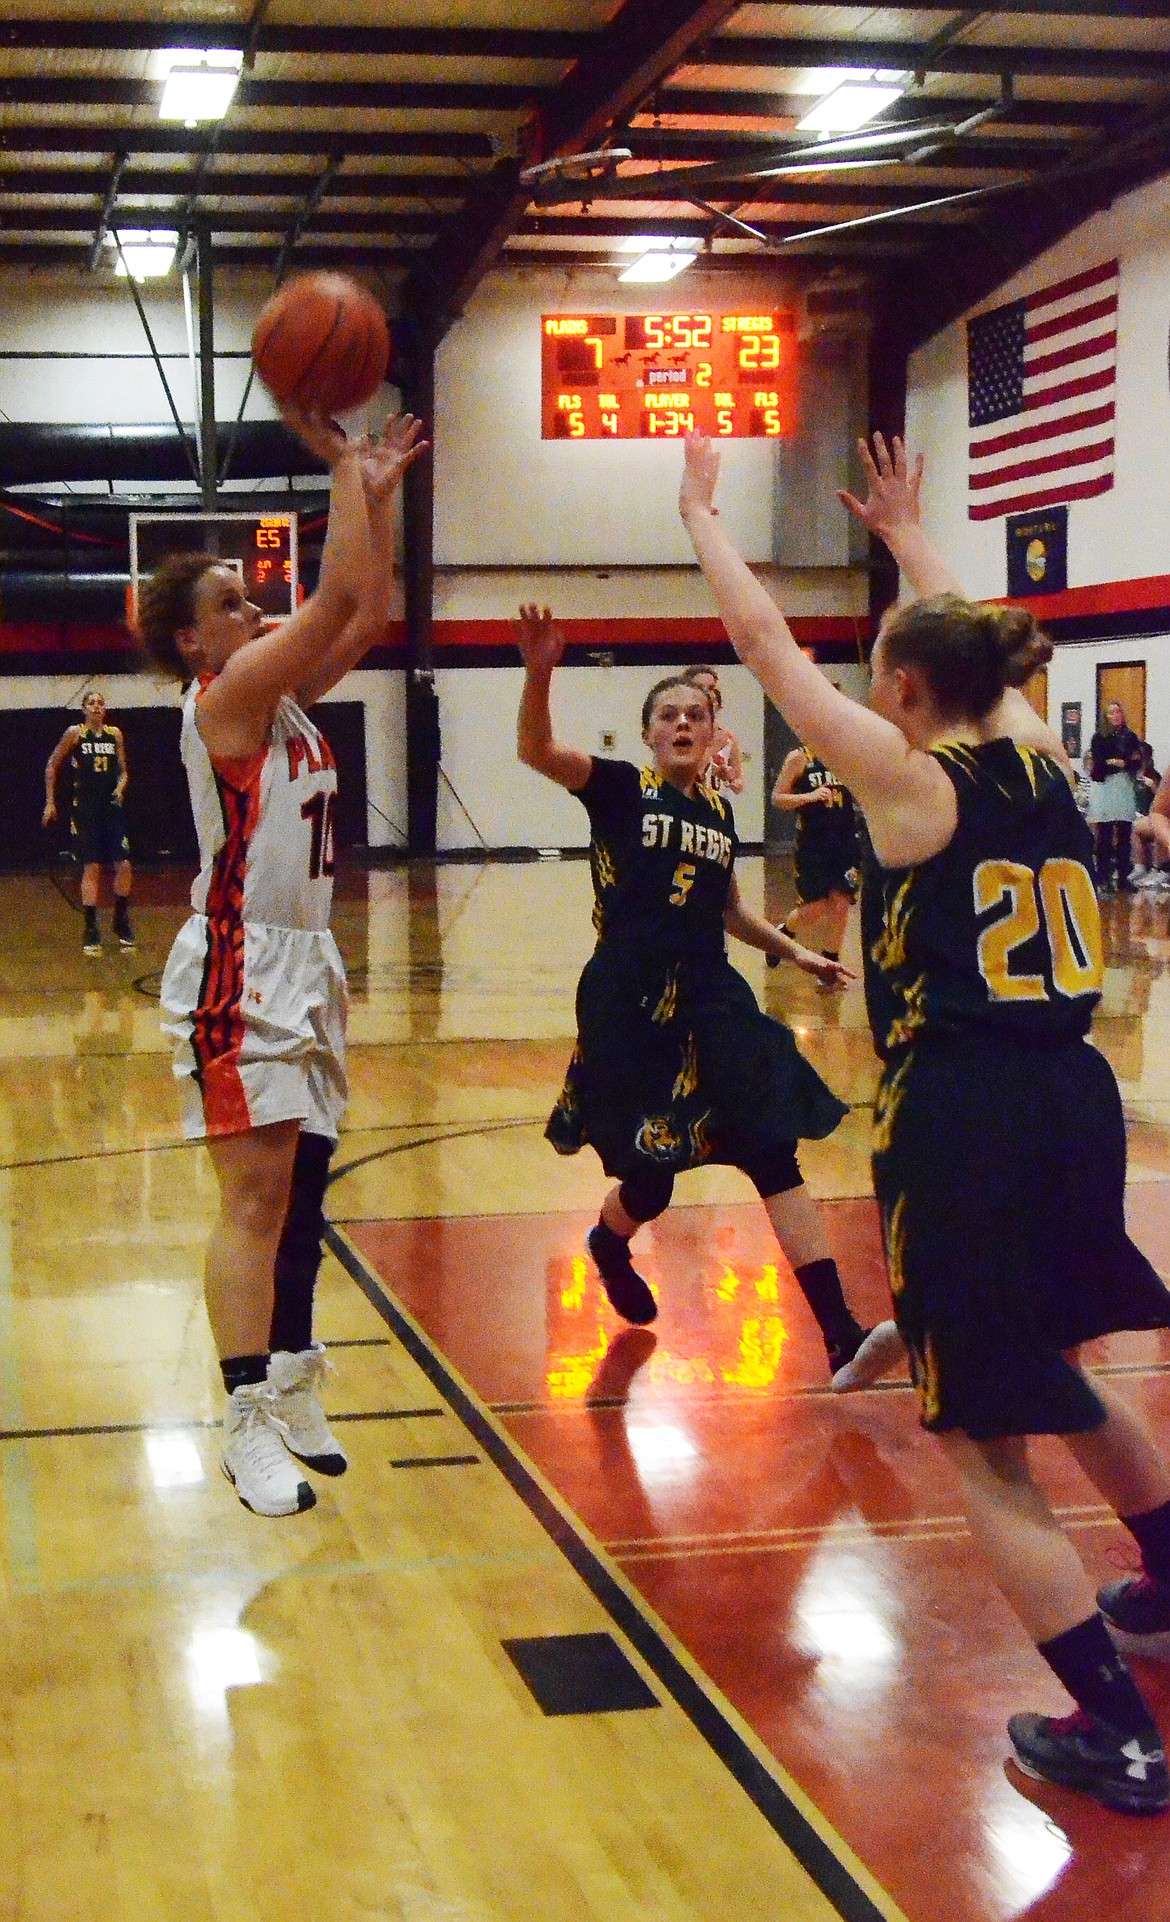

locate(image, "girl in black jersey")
[[43, 691, 135, 954], [682, 430, 1170, 1815], [769, 744, 860, 975], [516, 604, 902, 1392]]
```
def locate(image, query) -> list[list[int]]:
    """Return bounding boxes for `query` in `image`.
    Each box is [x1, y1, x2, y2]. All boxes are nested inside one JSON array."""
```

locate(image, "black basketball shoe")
[[586, 1225, 658, 1325], [1008, 1709, 1169, 1815], [1099, 1571, 1170, 1637]]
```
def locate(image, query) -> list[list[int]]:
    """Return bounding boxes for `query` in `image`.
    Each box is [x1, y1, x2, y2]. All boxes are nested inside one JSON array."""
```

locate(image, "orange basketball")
[[252, 272, 390, 416]]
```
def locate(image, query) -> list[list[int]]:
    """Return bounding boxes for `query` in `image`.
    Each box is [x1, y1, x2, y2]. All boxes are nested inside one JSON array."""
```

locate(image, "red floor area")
[[346, 1191, 1170, 1922]]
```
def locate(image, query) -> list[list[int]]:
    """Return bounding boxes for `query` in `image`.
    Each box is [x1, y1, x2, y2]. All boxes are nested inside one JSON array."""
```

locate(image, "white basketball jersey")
[[181, 680, 339, 932]]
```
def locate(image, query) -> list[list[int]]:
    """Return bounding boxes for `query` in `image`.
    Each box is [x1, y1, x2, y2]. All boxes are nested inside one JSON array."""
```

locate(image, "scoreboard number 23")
[[541, 312, 797, 441]]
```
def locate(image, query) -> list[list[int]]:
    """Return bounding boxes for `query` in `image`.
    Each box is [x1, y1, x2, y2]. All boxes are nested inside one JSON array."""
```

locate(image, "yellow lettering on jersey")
[[973, 859, 1047, 1001], [1038, 859, 1103, 996], [679, 820, 695, 854], [669, 861, 696, 907]]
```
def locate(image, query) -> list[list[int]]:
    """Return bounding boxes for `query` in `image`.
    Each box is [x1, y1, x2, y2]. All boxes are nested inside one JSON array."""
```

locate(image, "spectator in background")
[[1087, 701, 1143, 892], [1132, 763, 1170, 890]]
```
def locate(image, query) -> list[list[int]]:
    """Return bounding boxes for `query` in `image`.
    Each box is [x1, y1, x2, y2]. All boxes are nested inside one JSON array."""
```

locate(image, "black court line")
[[0, 1408, 445, 1442], [326, 1338, 394, 1349], [391, 1454, 480, 1469], [327, 1224, 893, 1922]]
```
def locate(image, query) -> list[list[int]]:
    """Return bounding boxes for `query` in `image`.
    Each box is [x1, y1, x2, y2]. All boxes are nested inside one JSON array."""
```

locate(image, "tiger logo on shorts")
[[636, 1116, 681, 1160]]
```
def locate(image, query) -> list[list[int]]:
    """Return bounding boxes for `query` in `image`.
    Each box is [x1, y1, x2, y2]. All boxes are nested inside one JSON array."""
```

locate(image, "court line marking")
[[0, 1408, 445, 1443], [327, 1223, 909, 1922], [390, 1454, 481, 1469]]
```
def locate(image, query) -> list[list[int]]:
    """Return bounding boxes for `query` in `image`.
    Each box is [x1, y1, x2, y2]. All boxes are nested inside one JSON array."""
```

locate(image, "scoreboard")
[[541, 311, 798, 441], [129, 510, 299, 621]]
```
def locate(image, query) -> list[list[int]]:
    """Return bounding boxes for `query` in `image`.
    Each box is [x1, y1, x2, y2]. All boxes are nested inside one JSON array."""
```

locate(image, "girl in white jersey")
[[139, 409, 426, 1517]]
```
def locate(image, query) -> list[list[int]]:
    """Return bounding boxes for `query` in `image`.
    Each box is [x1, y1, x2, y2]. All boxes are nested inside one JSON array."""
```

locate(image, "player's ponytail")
[[134, 553, 219, 680], [880, 593, 1051, 721]]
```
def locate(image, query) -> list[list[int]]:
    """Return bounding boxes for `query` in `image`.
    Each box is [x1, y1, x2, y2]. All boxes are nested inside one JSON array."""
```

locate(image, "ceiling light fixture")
[[617, 236, 698, 283], [797, 80, 904, 138], [110, 229, 179, 279], [158, 49, 242, 126]]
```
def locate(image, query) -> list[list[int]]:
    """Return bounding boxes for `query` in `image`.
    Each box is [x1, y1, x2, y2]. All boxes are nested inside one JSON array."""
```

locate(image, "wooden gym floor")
[[6, 852, 1170, 1922]]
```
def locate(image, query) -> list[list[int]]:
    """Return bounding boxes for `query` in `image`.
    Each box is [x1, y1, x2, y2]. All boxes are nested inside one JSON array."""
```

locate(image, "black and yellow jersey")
[[792, 751, 859, 863], [864, 739, 1101, 1057], [575, 758, 736, 962], [70, 724, 121, 818]]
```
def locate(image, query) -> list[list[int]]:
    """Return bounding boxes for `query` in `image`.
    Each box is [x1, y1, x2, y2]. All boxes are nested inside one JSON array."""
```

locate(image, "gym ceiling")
[[1, 1, 1168, 354]]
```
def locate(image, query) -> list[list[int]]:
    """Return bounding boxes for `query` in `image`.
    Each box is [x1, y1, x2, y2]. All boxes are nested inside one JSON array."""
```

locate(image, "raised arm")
[[679, 433, 950, 857], [197, 419, 369, 759], [515, 606, 592, 792], [839, 434, 964, 600], [43, 725, 80, 824], [296, 413, 429, 709]]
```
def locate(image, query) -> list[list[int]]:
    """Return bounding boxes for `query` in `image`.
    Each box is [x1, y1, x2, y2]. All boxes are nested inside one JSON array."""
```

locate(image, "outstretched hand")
[[838, 433, 924, 542], [515, 603, 565, 675], [280, 401, 351, 468], [795, 945, 857, 988], [680, 432, 721, 521], [360, 412, 429, 503]]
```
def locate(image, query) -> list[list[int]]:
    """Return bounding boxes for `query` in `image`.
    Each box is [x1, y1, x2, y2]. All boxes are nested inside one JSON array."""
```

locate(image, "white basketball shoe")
[[267, 1342, 348, 1475], [222, 1381, 316, 1516]]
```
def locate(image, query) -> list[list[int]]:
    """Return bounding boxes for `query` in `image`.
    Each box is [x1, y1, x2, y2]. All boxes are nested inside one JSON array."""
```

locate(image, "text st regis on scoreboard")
[[541, 312, 798, 441]]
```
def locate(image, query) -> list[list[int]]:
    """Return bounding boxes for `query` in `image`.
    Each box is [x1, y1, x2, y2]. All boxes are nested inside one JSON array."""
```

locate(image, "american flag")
[[967, 258, 1118, 522]]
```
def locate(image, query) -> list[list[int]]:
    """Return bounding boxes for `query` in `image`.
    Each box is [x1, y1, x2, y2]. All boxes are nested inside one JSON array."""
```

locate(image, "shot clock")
[[129, 511, 299, 622], [541, 311, 798, 441]]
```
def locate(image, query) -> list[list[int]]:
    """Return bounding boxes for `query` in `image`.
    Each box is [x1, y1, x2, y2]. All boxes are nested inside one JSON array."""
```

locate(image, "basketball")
[[251, 272, 390, 416]]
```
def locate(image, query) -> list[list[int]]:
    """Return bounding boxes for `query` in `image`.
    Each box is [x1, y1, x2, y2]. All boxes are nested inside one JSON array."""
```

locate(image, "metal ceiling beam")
[[0, 207, 440, 237], [0, 167, 474, 201], [623, 126, 1075, 171], [0, 241, 419, 271], [519, 176, 1019, 213], [0, 21, 594, 58], [400, 0, 776, 342], [695, 37, 1170, 84], [519, 210, 960, 240], [0, 127, 496, 160], [655, 87, 1110, 127], [0, 77, 543, 113]]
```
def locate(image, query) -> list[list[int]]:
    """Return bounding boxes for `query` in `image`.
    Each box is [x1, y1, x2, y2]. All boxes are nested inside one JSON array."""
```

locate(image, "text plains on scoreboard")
[[540, 312, 798, 441]]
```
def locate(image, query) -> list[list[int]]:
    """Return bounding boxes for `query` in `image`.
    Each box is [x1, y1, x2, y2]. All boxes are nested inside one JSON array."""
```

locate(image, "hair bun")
[[983, 604, 1052, 688]]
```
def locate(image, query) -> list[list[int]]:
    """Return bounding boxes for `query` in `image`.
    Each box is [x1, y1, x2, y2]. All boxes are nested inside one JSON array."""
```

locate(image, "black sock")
[[1122, 1498, 1170, 1586], [794, 1257, 861, 1354], [592, 1218, 632, 1260], [221, 1353, 269, 1395], [270, 1131, 332, 1353], [824, 950, 840, 962], [113, 897, 132, 929], [1038, 1614, 1161, 1742], [83, 907, 99, 939]]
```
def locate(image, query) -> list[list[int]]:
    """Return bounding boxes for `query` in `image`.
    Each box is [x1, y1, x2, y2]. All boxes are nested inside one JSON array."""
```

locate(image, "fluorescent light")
[[159, 51, 242, 124], [797, 83, 904, 136], [111, 229, 179, 279], [618, 249, 697, 283]]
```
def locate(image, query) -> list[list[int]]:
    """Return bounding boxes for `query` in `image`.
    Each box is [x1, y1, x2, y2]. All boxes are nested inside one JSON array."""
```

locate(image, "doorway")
[[1096, 661, 1146, 741]]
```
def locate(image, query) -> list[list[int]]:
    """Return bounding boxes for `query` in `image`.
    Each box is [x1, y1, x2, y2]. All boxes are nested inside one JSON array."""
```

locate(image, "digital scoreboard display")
[[130, 511, 299, 621], [541, 311, 798, 441]]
